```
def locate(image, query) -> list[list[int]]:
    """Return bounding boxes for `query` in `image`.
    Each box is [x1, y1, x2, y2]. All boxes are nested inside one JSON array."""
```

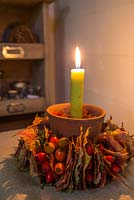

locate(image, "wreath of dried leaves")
[[14, 115, 134, 192]]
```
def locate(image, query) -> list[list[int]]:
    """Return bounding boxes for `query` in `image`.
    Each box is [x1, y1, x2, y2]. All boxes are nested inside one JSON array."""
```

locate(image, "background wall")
[[55, 0, 134, 133]]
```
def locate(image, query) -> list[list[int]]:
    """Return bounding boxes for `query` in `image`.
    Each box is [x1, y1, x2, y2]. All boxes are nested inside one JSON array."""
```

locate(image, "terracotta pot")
[[46, 103, 106, 139]]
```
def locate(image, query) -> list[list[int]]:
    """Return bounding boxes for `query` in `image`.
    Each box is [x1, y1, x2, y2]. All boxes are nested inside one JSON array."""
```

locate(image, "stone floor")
[[0, 129, 134, 200]]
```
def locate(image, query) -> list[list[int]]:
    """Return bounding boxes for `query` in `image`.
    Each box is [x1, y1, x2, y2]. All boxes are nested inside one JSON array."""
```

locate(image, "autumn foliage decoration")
[[14, 116, 134, 192]]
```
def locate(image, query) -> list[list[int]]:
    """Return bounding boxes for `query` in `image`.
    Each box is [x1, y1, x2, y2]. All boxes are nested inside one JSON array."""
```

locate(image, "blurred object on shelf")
[[19, 87, 28, 99], [27, 84, 34, 95], [7, 90, 18, 99], [9, 81, 41, 99], [0, 70, 4, 100], [10, 81, 28, 90], [35, 85, 41, 96], [27, 94, 39, 99], [2, 23, 38, 43], [10, 80, 28, 98], [27, 85, 41, 96]]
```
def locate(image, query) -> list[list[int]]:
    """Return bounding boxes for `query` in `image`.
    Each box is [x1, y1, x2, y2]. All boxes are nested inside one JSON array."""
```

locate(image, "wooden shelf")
[[0, 43, 45, 60], [0, 1, 56, 131], [0, 0, 54, 7], [0, 97, 45, 117]]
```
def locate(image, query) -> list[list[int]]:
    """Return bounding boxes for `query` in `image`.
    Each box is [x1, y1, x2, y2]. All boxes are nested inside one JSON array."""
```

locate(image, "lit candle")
[[70, 46, 85, 118]]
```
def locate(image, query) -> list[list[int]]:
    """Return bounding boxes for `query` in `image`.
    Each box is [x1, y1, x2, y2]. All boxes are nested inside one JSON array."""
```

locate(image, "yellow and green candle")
[[70, 47, 85, 118]]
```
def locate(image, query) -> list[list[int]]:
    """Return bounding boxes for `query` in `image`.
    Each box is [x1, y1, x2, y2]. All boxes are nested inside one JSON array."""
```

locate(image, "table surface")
[[0, 129, 134, 200]]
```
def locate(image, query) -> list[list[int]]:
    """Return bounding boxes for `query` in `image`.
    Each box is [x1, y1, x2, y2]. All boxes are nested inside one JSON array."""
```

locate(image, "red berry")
[[99, 144, 104, 153], [42, 161, 51, 173], [111, 164, 121, 174], [85, 170, 93, 183], [86, 144, 93, 155], [55, 148, 66, 162], [54, 162, 65, 175], [48, 130, 53, 136], [45, 171, 54, 183], [104, 155, 115, 163], [49, 135, 59, 148], [35, 152, 47, 163]]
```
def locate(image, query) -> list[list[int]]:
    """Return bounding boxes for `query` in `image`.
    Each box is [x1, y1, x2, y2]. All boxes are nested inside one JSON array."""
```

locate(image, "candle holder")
[[47, 103, 106, 140]]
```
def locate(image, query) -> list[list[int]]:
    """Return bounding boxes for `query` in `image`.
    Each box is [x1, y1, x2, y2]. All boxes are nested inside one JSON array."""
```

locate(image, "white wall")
[[56, 0, 134, 133]]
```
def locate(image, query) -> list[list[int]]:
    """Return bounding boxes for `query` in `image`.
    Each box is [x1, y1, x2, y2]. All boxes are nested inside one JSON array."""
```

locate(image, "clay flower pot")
[[47, 103, 106, 139]]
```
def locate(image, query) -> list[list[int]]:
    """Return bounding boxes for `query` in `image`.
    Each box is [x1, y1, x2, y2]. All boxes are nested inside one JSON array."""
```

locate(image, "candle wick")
[[76, 64, 80, 69]]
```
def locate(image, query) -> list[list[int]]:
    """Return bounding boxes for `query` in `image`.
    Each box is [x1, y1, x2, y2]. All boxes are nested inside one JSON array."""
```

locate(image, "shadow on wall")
[[55, 3, 70, 103]]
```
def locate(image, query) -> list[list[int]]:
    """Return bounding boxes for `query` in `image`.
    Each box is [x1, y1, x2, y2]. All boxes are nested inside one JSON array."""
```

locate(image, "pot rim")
[[47, 102, 106, 121]]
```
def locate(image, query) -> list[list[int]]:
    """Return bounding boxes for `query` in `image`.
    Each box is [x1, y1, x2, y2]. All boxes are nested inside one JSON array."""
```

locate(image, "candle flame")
[[75, 46, 81, 69]]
